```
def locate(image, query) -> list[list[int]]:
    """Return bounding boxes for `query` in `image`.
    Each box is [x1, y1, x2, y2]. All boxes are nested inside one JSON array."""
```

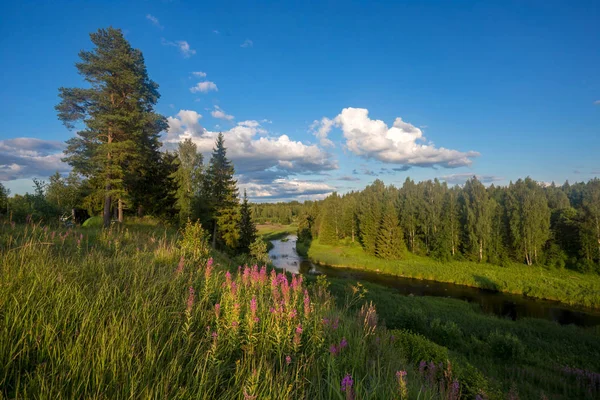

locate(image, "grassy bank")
[[257, 223, 297, 251], [322, 278, 600, 400], [1, 222, 482, 399], [305, 239, 600, 309]]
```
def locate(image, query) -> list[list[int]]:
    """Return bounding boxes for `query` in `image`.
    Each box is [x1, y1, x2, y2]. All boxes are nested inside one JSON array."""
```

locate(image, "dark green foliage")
[[0, 183, 10, 216], [375, 200, 405, 259], [203, 133, 239, 250], [57, 27, 165, 227], [238, 190, 257, 253]]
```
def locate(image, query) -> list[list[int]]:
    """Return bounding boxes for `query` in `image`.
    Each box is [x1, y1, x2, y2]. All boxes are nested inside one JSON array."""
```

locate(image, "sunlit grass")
[[0, 222, 463, 399], [306, 239, 600, 309]]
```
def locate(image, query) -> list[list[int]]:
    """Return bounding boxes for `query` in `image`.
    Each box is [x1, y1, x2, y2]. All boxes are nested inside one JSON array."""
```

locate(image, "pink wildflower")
[[186, 286, 195, 313], [214, 303, 221, 319], [176, 256, 185, 275]]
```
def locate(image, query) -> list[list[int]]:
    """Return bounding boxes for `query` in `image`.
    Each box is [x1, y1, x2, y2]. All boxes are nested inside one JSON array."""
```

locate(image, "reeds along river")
[[268, 235, 600, 328]]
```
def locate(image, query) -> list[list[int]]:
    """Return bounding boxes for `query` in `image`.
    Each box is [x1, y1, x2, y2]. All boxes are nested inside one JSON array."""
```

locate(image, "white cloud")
[[211, 105, 234, 121], [440, 173, 504, 185], [161, 38, 196, 58], [146, 14, 163, 29], [594, 100, 600, 105], [239, 178, 335, 201], [330, 107, 479, 168], [165, 110, 336, 177], [310, 117, 335, 147], [261, 119, 272, 124], [190, 81, 218, 93], [0, 138, 69, 181], [192, 71, 207, 78], [240, 39, 253, 48], [213, 30, 220, 34]]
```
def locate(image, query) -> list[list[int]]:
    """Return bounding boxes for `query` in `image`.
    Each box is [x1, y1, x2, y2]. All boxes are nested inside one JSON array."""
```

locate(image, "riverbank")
[[304, 238, 600, 310]]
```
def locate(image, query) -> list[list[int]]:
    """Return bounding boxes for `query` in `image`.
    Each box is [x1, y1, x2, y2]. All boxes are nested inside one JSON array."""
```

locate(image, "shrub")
[[249, 238, 270, 266], [487, 331, 525, 360], [391, 329, 449, 365], [178, 219, 211, 264], [429, 318, 463, 347]]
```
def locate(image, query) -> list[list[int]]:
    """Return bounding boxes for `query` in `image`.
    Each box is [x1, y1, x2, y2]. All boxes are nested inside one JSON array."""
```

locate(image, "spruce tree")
[[375, 199, 406, 259], [57, 27, 164, 227], [204, 133, 239, 249], [358, 180, 385, 255], [238, 189, 257, 253]]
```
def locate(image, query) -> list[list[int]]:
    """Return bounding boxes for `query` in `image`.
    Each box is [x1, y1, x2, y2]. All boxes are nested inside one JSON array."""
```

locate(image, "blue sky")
[[1, 0, 599, 201]]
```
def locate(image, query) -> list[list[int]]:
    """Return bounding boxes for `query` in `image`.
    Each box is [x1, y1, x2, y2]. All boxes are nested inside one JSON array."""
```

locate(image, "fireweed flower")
[[293, 323, 303, 346], [396, 371, 408, 399], [329, 344, 338, 356], [303, 290, 311, 317], [339, 337, 348, 349], [205, 258, 213, 280], [225, 271, 232, 287], [176, 256, 185, 275], [186, 286, 195, 313], [341, 374, 354, 398], [285, 355, 292, 365], [250, 297, 257, 315], [449, 380, 460, 400], [214, 303, 221, 319], [291, 275, 298, 291]]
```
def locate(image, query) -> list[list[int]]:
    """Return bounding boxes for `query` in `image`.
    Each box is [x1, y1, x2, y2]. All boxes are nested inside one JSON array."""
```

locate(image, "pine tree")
[[204, 133, 239, 249], [57, 27, 164, 227], [319, 192, 341, 245], [238, 189, 257, 253], [399, 178, 419, 253]]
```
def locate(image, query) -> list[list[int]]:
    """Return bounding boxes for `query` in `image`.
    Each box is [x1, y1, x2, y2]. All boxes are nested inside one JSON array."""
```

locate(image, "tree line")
[[256, 177, 600, 274], [0, 27, 257, 255]]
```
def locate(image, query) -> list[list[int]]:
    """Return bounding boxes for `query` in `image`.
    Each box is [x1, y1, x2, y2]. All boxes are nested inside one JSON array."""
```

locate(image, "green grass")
[[322, 278, 600, 400], [257, 223, 297, 251], [305, 239, 600, 309], [0, 222, 464, 399]]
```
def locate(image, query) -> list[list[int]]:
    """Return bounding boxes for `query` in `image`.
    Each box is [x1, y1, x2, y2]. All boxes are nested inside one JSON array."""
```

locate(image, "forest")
[[254, 177, 600, 274]]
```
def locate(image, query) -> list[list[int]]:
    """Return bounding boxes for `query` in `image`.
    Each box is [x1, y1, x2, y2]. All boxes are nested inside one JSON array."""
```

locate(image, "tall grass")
[[0, 223, 467, 399], [306, 239, 600, 309], [323, 278, 600, 400]]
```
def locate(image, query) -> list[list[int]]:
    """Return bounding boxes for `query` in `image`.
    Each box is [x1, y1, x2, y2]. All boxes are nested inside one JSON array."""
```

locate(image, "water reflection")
[[268, 235, 600, 327]]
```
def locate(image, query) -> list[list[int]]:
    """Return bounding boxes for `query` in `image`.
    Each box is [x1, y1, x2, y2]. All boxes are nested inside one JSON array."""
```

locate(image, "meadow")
[[1, 221, 479, 399], [302, 238, 600, 310]]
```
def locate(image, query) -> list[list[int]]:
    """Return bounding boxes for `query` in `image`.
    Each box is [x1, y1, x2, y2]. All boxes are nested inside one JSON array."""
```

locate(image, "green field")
[[2, 222, 476, 399], [305, 238, 600, 309]]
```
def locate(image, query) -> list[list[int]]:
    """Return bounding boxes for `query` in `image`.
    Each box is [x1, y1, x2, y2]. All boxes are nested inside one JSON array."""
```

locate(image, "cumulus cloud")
[[440, 173, 503, 185], [146, 14, 163, 29], [240, 39, 253, 48], [310, 117, 335, 147], [211, 105, 234, 121], [320, 107, 479, 168], [165, 110, 337, 184], [190, 81, 218, 93], [192, 71, 207, 78], [239, 178, 335, 201], [0, 138, 69, 181], [161, 38, 196, 57]]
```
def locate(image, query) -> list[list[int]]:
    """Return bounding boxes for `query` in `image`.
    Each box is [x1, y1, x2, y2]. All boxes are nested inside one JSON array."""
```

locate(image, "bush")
[[249, 238, 270, 266], [178, 219, 211, 264], [391, 329, 449, 365], [487, 331, 525, 360], [429, 318, 463, 347]]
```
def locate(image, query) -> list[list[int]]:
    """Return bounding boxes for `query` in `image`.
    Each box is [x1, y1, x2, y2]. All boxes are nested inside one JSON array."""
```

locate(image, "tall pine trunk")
[[103, 131, 113, 228]]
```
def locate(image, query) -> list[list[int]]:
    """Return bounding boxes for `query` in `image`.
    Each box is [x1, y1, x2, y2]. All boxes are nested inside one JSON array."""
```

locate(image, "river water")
[[268, 235, 600, 327]]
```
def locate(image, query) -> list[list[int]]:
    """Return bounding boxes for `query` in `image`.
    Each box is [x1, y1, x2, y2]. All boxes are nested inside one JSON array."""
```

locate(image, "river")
[[268, 234, 600, 327]]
